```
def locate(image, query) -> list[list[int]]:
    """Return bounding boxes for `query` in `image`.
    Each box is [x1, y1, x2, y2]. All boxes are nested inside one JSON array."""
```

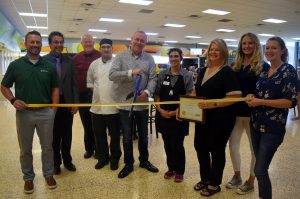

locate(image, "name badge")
[[163, 81, 170, 85]]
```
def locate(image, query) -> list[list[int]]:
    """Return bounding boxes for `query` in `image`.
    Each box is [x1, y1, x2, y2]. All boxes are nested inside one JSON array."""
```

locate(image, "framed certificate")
[[178, 95, 205, 123]]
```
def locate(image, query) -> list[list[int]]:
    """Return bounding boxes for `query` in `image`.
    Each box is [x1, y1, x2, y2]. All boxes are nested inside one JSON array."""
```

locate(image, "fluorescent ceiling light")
[[198, 42, 209, 45], [164, 23, 186, 28], [164, 40, 178, 43], [258, 33, 275, 37], [228, 44, 238, 47], [146, 32, 158, 36], [263, 18, 287, 24], [224, 39, 237, 41], [119, 0, 153, 6], [41, 34, 48, 37], [216, 29, 235, 32], [202, 9, 230, 15], [19, 12, 47, 17], [88, 29, 107, 32], [27, 26, 48, 29], [292, 38, 300, 40], [126, 38, 131, 40], [186, 36, 201, 39], [99, 18, 124, 22]]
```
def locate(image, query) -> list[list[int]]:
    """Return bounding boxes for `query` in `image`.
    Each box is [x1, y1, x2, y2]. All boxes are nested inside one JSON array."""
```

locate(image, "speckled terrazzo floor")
[[0, 101, 299, 199]]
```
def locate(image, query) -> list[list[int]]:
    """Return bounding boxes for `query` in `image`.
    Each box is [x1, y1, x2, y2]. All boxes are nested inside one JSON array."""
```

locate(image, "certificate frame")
[[178, 95, 205, 123]]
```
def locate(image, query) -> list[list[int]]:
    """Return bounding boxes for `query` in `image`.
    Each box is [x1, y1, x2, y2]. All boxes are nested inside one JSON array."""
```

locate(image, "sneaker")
[[174, 174, 184, 183], [164, 171, 175, 179], [45, 176, 57, 189], [226, 176, 242, 189], [24, 180, 34, 194], [236, 181, 254, 195]]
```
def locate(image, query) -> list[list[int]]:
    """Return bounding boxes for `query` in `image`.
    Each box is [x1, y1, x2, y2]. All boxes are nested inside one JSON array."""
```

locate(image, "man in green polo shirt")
[[0, 30, 59, 194]]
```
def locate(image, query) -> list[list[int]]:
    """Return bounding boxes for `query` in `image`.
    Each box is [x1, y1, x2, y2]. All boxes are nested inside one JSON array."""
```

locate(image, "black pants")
[[194, 115, 235, 186], [161, 132, 185, 175], [53, 106, 74, 166], [78, 91, 95, 153], [91, 113, 121, 163]]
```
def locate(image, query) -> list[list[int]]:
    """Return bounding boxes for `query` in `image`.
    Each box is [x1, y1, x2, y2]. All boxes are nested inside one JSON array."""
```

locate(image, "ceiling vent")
[[157, 35, 165, 38], [188, 14, 201, 18], [103, 32, 112, 35], [218, 19, 232, 22], [256, 23, 265, 26], [80, 3, 96, 10], [139, 9, 154, 13], [67, 30, 76, 33], [73, 18, 84, 22]]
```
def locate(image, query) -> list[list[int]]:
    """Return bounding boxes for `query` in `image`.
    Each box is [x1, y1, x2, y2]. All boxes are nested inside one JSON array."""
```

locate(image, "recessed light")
[[216, 29, 235, 32], [258, 33, 275, 37], [224, 39, 237, 41], [99, 18, 124, 22], [164, 23, 186, 28], [19, 12, 47, 17], [186, 36, 202, 39], [263, 18, 287, 24], [146, 32, 158, 36], [119, 0, 152, 6], [27, 26, 48, 29], [88, 29, 107, 32], [93, 36, 97, 39], [202, 9, 230, 15], [164, 40, 178, 43]]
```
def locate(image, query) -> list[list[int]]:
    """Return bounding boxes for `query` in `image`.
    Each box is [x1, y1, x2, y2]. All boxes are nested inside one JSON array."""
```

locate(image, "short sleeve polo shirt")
[[1, 56, 59, 104]]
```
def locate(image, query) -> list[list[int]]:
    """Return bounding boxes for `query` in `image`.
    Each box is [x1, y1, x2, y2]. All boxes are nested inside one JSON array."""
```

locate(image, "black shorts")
[[297, 80, 300, 92]]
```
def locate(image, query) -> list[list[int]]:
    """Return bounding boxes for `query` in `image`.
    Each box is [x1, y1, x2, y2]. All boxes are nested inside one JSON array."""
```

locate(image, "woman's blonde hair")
[[232, 33, 263, 75], [206, 38, 228, 67]]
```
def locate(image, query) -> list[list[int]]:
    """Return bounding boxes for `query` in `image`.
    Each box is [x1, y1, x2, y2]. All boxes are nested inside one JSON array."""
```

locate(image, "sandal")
[[193, 181, 207, 191], [200, 186, 221, 197]]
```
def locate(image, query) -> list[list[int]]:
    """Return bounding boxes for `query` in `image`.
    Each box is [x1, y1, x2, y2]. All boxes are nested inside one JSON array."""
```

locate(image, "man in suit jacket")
[[44, 31, 79, 174]]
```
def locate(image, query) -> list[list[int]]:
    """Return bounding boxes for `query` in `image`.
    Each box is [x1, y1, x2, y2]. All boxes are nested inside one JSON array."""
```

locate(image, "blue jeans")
[[251, 127, 284, 199], [119, 109, 149, 165]]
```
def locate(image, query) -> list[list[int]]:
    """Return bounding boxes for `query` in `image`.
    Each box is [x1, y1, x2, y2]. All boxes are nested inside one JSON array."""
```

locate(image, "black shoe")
[[140, 161, 159, 173], [95, 161, 109, 170], [54, 166, 61, 175], [118, 165, 133, 178], [64, 163, 76, 171], [110, 161, 119, 171], [84, 151, 94, 159]]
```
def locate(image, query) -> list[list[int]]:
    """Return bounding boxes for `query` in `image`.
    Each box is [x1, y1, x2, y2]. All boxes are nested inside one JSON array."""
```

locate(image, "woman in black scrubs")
[[154, 48, 193, 183], [193, 39, 241, 196]]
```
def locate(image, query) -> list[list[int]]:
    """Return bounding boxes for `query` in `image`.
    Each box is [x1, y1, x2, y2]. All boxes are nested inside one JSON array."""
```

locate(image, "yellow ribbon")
[[26, 97, 248, 108]]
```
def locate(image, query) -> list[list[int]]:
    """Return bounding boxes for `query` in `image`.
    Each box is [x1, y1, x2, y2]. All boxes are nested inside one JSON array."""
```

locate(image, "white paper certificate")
[[179, 96, 204, 123]]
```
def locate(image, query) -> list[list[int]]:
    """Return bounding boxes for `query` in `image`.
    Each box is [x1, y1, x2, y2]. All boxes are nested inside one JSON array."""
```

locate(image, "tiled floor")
[[0, 101, 299, 199]]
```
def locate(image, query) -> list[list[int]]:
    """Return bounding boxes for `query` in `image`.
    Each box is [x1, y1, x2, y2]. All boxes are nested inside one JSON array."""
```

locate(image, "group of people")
[[0, 29, 298, 199], [154, 33, 297, 199]]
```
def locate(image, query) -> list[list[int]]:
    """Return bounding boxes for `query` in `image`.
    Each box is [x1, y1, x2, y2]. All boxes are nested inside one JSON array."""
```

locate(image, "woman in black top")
[[193, 39, 241, 196], [154, 48, 193, 183], [226, 33, 269, 194]]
